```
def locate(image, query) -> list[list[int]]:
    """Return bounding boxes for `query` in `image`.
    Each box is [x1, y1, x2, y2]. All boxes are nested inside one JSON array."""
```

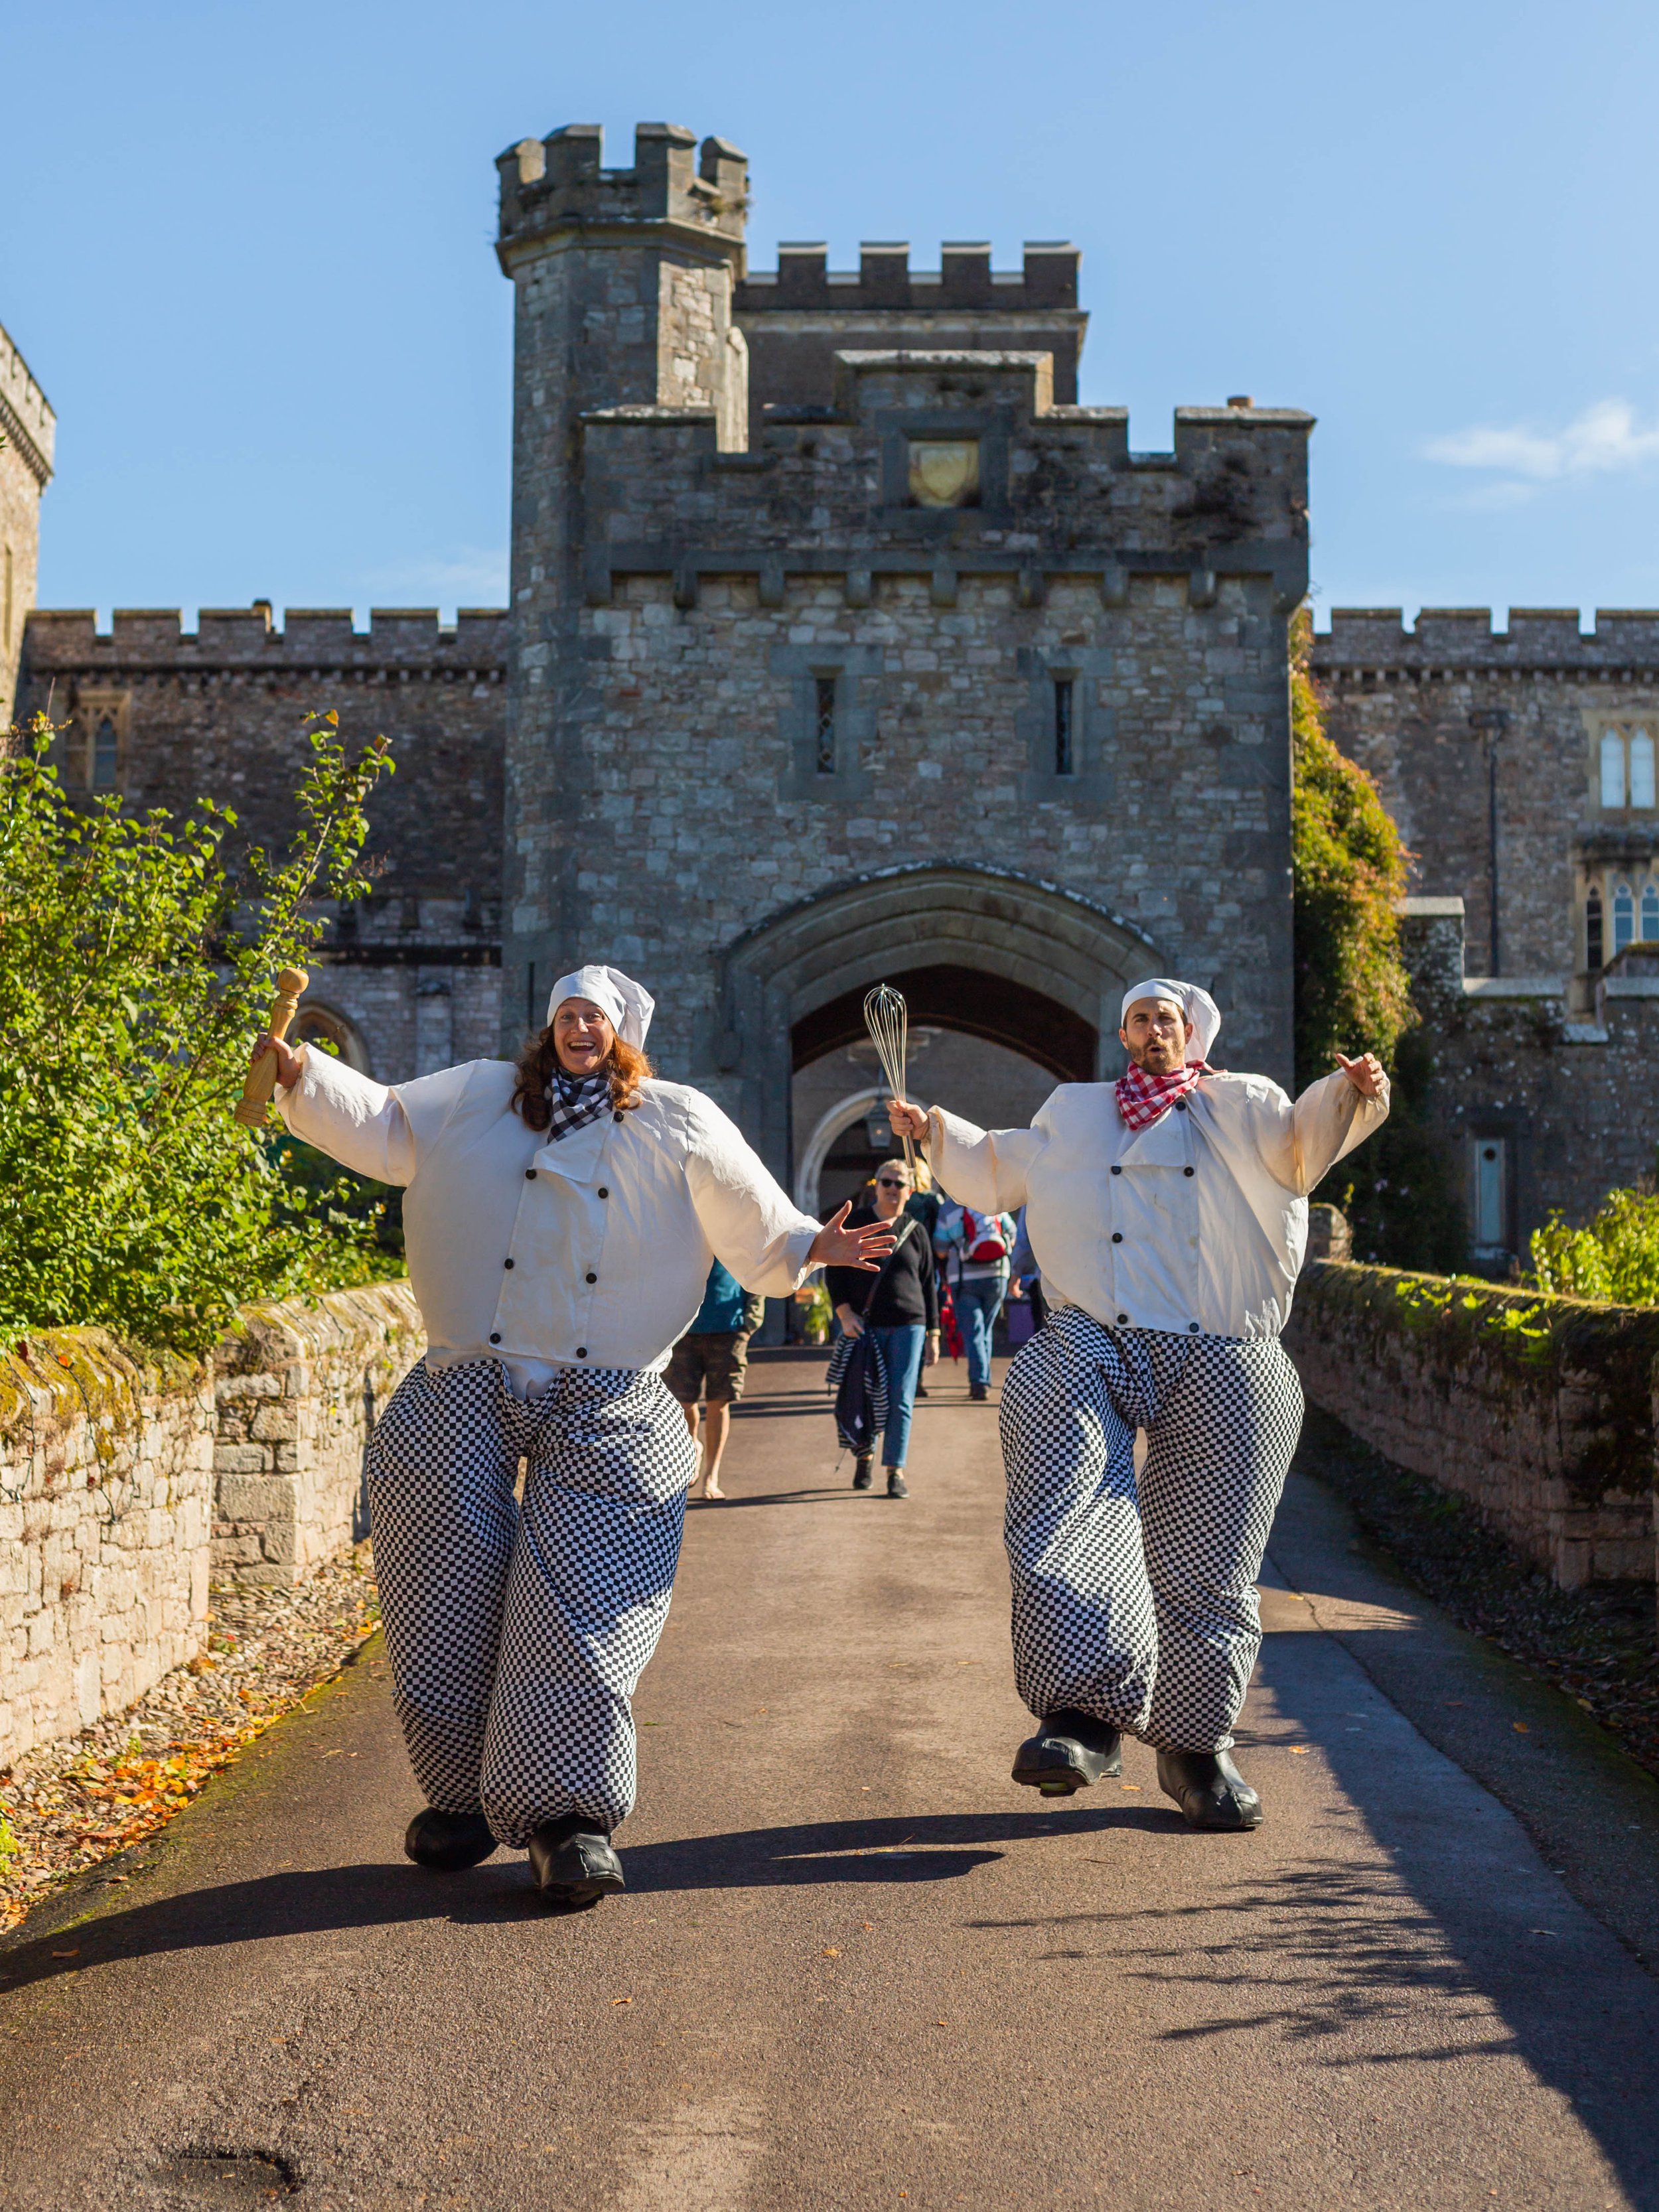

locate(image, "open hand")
[[810, 1202, 898, 1273], [887, 1099, 928, 1142], [251, 1032, 305, 1091], [1335, 1050, 1385, 1101]]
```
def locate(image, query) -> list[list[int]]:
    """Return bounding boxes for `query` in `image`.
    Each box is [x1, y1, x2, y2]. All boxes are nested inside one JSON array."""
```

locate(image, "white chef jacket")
[[275, 1050, 822, 1389], [927, 1068, 1388, 1342]]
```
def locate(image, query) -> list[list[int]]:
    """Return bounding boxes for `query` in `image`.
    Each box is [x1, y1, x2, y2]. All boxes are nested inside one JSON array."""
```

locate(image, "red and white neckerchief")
[[1114, 1060, 1208, 1133]]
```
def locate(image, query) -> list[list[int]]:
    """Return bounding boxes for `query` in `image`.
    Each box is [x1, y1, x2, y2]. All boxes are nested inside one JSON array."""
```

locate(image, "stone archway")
[[715, 863, 1163, 1180]]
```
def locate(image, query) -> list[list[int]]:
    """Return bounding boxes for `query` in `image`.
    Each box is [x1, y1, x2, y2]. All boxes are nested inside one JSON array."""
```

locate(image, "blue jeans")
[[871, 1324, 926, 1468], [954, 1276, 1007, 1388]]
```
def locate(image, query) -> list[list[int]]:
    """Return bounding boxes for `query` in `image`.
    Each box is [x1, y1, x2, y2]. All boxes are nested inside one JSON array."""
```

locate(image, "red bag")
[[965, 1209, 1009, 1263]]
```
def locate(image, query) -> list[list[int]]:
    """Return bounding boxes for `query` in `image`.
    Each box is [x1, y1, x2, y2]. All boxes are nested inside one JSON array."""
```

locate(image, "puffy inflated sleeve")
[[1252, 1068, 1391, 1194], [682, 1096, 824, 1296], [926, 1103, 1046, 1213], [275, 1047, 417, 1184]]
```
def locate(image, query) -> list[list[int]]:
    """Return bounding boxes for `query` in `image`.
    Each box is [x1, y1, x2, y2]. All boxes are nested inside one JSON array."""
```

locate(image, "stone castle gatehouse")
[[22, 119, 1315, 1215]]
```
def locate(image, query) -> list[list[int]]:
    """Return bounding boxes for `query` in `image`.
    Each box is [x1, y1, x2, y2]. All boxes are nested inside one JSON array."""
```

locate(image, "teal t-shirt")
[[689, 1259, 747, 1336]]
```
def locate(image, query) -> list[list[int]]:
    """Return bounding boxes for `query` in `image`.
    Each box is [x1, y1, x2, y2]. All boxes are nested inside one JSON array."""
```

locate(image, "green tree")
[[0, 713, 394, 1350], [1290, 610, 1466, 1270]]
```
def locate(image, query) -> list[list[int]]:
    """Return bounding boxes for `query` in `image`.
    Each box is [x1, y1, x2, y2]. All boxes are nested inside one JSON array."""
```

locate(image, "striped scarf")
[[544, 1068, 611, 1142], [1114, 1059, 1207, 1133]]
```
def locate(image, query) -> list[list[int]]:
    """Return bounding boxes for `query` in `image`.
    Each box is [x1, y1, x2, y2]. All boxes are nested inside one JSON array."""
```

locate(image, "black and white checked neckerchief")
[[543, 1068, 611, 1142]]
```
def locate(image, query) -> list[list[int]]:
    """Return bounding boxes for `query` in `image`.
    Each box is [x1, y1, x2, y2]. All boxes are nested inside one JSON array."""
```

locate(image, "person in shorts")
[[666, 1259, 766, 1499]]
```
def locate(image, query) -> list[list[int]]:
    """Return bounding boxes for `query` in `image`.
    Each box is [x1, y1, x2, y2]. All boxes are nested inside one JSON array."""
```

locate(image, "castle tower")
[[0, 318, 55, 731], [496, 120, 1311, 1190], [496, 124, 751, 1034]]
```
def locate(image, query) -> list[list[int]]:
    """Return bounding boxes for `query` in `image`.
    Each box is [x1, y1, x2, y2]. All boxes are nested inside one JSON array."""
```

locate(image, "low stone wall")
[[0, 1281, 423, 1770], [212, 1282, 424, 1583], [1285, 1262, 1659, 1592]]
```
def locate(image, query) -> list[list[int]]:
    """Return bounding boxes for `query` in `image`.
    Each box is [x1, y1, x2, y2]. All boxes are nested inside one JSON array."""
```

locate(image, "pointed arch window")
[[1632, 728, 1657, 810], [1614, 880, 1635, 953], [1586, 884, 1604, 970], [1644, 881, 1659, 943]]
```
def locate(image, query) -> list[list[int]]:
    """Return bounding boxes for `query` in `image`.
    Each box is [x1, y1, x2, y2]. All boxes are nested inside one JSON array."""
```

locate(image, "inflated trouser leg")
[[998, 1310, 1302, 1754], [367, 1357, 696, 1847]]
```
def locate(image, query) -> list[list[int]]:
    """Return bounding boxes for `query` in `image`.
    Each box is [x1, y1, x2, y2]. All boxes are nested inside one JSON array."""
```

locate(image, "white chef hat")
[[545, 964, 656, 1050], [1119, 977, 1222, 1064]]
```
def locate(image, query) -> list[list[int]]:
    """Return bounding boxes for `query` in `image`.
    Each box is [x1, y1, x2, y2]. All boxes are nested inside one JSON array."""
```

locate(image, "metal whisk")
[[862, 983, 916, 1183]]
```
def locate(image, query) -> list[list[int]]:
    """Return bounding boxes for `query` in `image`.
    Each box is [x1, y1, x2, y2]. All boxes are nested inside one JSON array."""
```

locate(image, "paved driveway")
[[2, 1349, 1657, 2209]]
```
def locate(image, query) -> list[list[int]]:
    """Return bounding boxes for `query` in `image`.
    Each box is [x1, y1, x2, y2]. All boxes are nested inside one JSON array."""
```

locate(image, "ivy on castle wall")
[[1290, 609, 1467, 1271]]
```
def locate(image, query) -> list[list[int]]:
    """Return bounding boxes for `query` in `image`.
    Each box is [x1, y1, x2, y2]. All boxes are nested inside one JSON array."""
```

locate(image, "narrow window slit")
[[1054, 677, 1075, 776], [814, 676, 837, 776]]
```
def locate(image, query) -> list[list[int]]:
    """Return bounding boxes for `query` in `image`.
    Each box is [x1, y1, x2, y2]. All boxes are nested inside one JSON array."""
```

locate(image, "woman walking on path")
[[826, 1158, 940, 1498], [257, 965, 891, 1907]]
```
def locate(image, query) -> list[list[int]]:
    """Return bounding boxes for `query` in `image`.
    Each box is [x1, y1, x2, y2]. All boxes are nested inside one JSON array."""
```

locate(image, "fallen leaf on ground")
[[612, 1996, 633, 2006], [1121, 1783, 1141, 1791], [1289, 1747, 1309, 1756], [822, 1947, 841, 1957], [1513, 1723, 1530, 1734]]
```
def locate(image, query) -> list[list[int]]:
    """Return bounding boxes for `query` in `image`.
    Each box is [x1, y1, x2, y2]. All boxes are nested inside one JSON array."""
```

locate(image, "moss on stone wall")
[[0, 1329, 203, 1452], [1297, 1261, 1659, 1505]]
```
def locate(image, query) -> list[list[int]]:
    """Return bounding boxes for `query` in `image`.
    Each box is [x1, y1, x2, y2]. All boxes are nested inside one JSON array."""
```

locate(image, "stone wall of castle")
[[495, 122, 1314, 1174], [1396, 900, 1659, 1254], [19, 608, 508, 1082], [0, 318, 54, 732], [1314, 609, 1659, 995]]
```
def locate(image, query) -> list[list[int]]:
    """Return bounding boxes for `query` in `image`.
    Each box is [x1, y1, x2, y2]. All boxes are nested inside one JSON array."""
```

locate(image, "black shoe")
[[914, 1383, 930, 1398], [968, 1380, 988, 1402], [887, 1470, 908, 1498], [528, 1815, 626, 1907], [852, 1454, 874, 1490], [403, 1807, 498, 1870], [1011, 1710, 1123, 1797], [1156, 1749, 1263, 1831]]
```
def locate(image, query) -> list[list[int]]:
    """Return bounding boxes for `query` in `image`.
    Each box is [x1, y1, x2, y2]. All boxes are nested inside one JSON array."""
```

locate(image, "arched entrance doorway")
[[715, 863, 1162, 1186]]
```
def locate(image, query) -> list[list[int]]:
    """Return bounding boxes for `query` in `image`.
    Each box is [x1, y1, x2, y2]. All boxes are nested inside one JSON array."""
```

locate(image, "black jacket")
[[827, 1210, 940, 1332]]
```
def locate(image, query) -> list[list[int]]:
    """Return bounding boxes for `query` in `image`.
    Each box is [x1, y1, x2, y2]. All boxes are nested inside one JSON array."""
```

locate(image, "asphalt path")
[[3, 1349, 1659, 2210]]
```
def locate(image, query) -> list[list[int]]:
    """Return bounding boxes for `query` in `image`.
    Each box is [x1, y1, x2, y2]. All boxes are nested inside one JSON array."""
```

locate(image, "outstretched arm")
[[810, 1204, 898, 1273], [1260, 1052, 1390, 1194], [266, 1038, 419, 1185], [889, 1096, 1041, 1213]]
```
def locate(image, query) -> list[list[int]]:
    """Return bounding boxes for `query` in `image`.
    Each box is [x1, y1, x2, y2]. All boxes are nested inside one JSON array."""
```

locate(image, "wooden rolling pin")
[[233, 967, 309, 1128]]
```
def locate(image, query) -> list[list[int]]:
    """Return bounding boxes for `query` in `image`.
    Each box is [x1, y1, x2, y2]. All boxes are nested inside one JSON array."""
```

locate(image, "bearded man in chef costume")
[[889, 980, 1388, 1831], [257, 966, 891, 1906]]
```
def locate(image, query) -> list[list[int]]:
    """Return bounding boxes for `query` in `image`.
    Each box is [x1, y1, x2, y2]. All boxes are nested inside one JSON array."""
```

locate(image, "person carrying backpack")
[[940, 1200, 1017, 1402]]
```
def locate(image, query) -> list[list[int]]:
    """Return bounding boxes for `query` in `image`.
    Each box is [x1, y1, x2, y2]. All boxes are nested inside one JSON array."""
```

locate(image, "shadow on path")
[[0, 1807, 1173, 1994]]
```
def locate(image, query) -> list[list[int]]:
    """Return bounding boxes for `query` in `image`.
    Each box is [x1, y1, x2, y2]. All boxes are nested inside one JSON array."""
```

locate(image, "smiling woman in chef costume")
[[256, 965, 891, 1907], [889, 978, 1388, 1833]]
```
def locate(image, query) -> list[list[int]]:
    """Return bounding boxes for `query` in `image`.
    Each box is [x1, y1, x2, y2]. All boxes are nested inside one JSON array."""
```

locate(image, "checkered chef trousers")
[[998, 1308, 1304, 1753], [365, 1356, 697, 1844]]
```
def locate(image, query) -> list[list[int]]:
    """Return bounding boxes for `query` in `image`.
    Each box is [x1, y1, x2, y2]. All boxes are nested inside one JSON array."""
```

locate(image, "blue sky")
[[5, 0, 1657, 630]]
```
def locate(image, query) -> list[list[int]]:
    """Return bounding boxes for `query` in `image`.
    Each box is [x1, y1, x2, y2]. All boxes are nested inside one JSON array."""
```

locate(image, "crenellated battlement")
[[496, 122, 747, 267], [23, 605, 508, 674], [0, 316, 54, 487], [1316, 606, 1659, 669], [737, 240, 1079, 314]]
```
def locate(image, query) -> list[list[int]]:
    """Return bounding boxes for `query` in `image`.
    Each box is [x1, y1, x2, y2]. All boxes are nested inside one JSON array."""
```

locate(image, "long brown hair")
[[511, 1027, 653, 1133]]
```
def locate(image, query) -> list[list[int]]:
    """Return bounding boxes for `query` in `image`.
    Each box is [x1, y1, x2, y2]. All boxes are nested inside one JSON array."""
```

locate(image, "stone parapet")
[[0, 1280, 423, 1770], [1285, 1263, 1659, 1599], [22, 606, 508, 673], [1315, 606, 1659, 671], [210, 1280, 424, 1583]]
